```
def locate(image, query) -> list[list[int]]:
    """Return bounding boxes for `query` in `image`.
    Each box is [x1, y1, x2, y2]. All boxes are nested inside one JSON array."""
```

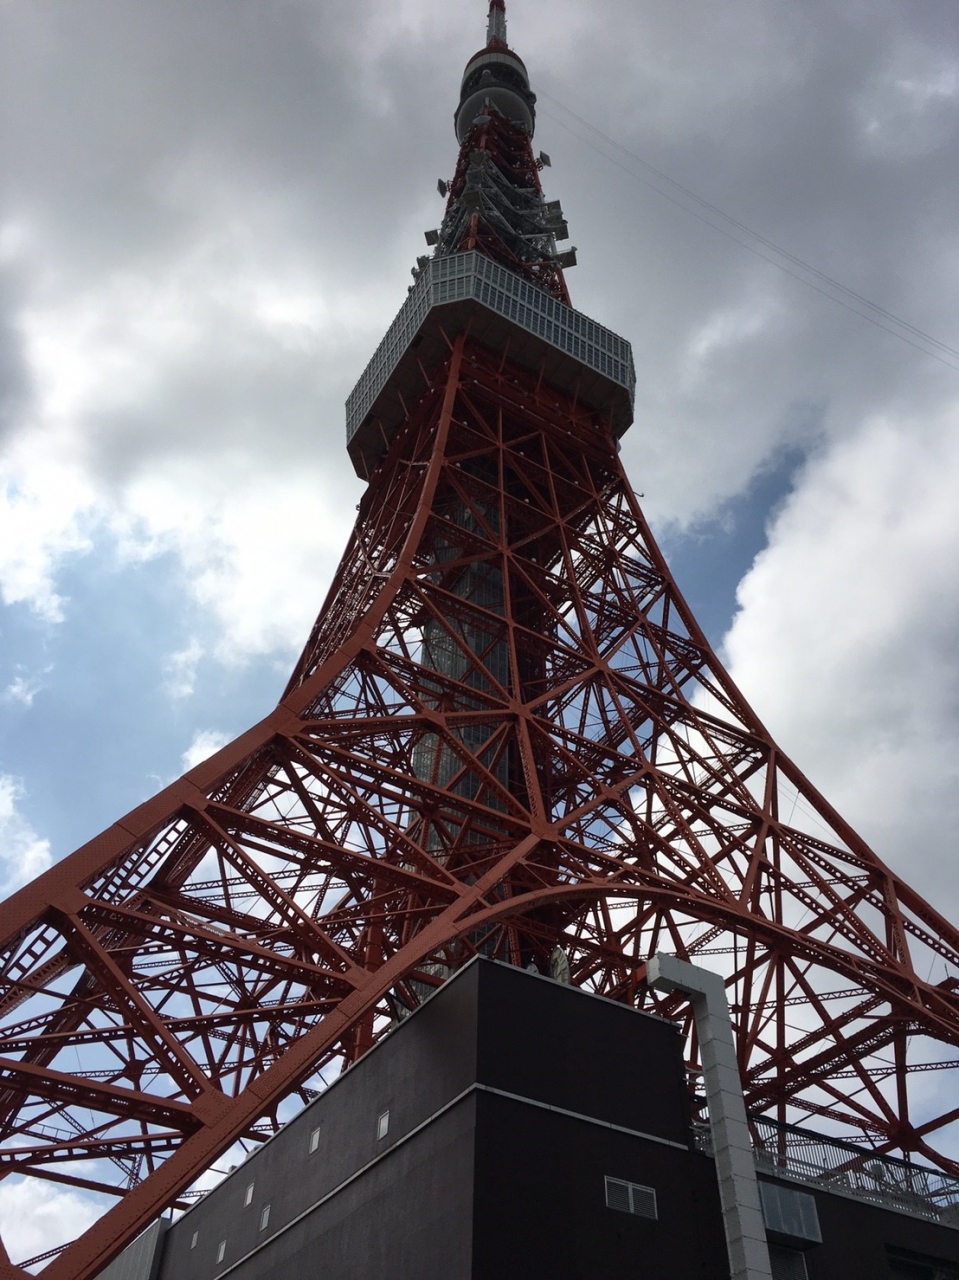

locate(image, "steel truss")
[[1, 333, 959, 1278], [436, 105, 571, 303]]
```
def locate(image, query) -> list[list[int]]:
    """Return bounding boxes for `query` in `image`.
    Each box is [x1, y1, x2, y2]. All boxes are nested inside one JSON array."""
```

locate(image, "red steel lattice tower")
[[3, 4, 959, 1276]]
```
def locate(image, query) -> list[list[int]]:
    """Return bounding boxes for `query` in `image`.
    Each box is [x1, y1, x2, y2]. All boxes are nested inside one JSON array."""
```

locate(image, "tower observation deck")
[[1, 4, 959, 1279], [345, 1, 634, 478]]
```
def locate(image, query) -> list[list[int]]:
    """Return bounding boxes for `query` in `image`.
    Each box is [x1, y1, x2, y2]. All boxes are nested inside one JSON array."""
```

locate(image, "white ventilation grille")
[[604, 1176, 658, 1220]]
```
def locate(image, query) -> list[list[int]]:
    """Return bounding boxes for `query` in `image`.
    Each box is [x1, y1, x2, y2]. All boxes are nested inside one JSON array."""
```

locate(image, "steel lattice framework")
[[2, 4, 959, 1278]]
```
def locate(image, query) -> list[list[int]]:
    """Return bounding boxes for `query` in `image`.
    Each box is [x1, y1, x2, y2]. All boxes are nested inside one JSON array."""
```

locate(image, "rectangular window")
[[887, 1247, 959, 1279], [259, 1205, 271, 1233], [376, 1109, 390, 1140], [190, 1231, 198, 1250], [216, 1241, 226, 1264], [243, 1181, 254, 1207], [604, 1176, 657, 1220], [759, 1182, 821, 1244], [309, 1125, 321, 1154]]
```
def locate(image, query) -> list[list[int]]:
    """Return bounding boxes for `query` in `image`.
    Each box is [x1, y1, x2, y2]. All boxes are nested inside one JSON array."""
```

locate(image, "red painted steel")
[[1, 332, 958, 1277], [2, 6, 959, 1275], [446, 107, 571, 303]]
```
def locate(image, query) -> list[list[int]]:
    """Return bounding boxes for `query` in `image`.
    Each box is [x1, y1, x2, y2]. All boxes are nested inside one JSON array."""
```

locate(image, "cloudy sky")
[[2, 0, 959, 1259]]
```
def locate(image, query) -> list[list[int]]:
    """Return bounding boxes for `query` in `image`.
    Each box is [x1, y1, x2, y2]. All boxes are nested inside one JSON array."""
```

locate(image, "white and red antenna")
[[487, 0, 508, 47]]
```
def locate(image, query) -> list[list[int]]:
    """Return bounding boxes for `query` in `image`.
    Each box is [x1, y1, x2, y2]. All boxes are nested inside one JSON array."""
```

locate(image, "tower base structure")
[[99, 961, 959, 1280]]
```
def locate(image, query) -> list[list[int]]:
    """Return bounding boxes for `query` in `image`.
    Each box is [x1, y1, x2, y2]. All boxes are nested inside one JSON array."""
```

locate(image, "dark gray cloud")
[[0, 263, 30, 446], [522, 0, 959, 520], [3, 0, 952, 508]]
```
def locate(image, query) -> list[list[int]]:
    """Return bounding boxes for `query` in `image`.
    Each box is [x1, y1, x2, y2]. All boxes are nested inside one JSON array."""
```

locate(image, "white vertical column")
[[647, 953, 773, 1280]]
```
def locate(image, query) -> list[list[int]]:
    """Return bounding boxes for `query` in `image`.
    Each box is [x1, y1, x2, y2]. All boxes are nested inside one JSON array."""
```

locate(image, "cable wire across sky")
[[536, 86, 959, 372]]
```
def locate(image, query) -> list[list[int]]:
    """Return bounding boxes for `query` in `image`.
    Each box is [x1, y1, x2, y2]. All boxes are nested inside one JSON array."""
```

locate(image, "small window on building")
[[377, 1110, 390, 1140], [309, 1125, 321, 1154], [769, 1244, 809, 1280], [604, 1176, 657, 1220], [216, 1240, 226, 1264], [243, 1181, 255, 1207], [259, 1204, 271, 1233], [759, 1181, 822, 1245], [887, 1247, 959, 1280], [190, 1231, 198, 1250]]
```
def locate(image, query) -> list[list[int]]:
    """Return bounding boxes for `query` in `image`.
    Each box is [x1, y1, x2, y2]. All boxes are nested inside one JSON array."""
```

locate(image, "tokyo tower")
[[2, 3, 959, 1276]]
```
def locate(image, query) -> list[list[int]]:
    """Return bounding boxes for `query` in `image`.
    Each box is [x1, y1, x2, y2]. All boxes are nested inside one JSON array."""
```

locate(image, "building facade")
[[101, 961, 959, 1280]]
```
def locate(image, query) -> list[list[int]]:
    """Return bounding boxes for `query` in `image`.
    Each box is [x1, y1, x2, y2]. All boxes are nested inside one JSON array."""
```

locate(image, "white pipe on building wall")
[[647, 953, 774, 1280]]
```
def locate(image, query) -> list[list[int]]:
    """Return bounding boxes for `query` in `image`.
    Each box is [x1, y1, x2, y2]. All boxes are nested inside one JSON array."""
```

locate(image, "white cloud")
[[117, 460, 355, 663], [1, 668, 48, 707], [0, 1177, 100, 1271], [163, 638, 203, 700], [181, 728, 230, 772], [855, 49, 959, 159], [0, 448, 95, 622], [0, 775, 52, 898], [2, 205, 364, 656], [682, 284, 783, 387], [724, 404, 959, 915]]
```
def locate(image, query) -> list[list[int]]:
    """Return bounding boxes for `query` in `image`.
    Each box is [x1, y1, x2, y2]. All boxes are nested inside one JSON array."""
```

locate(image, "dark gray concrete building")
[[99, 960, 959, 1280]]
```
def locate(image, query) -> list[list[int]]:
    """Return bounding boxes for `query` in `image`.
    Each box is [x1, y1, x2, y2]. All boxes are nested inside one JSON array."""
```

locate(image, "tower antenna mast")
[[487, 0, 508, 47]]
